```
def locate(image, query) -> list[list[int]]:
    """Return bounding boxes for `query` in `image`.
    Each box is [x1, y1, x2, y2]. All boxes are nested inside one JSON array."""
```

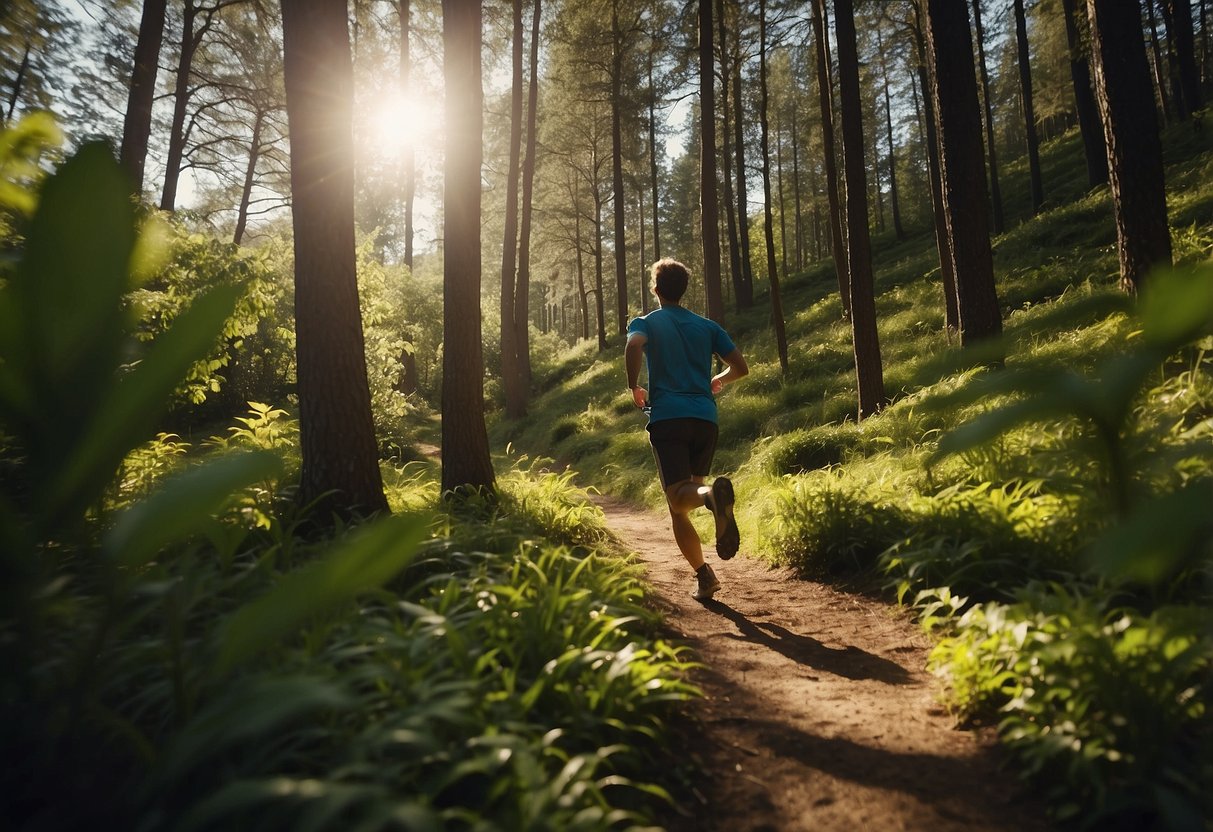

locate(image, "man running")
[[625, 258, 749, 600]]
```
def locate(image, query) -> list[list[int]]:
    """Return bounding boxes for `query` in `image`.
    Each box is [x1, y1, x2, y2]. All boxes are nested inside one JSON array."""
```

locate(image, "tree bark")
[[515, 0, 541, 387], [233, 109, 263, 246], [731, 2, 754, 308], [281, 0, 388, 517], [925, 0, 1003, 349], [441, 0, 495, 492], [610, 0, 630, 333], [647, 40, 661, 263], [791, 94, 804, 270], [811, 0, 850, 318], [119, 0, 167, 193], [1062, 0, 1109, 187], [834, 0, 885, 417], [500, 0, 525, 419], [759, 0, 789, 373], [716, 0, 744, 310], [776, 107, 788, 275], [399, 0, 415, 269], [876, 25, 904, 240], [1162, 0, 1204, 116], [1146, 0, 1174, 121], [970, 0, 1004, 234], [912, 8, 959, 333], [1087, 0, 1173, 294], [1013, 0, 1045, 213], [700, 0, 725, 323]]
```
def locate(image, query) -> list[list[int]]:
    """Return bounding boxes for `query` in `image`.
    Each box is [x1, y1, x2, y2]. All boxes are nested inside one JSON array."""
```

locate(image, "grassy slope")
[[494, 122, 1213, 559]]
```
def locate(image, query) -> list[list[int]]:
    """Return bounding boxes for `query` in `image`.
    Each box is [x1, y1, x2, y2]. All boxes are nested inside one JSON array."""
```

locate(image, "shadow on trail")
[[700, 599, 915, 685]]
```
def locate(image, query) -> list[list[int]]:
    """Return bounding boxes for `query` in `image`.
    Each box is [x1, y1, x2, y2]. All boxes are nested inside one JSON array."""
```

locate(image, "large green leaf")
[[1088, 482, 1213, 584], [104, 450, 283, 569], [1139, 264, 1213, 350], [216, 514, 430, 671], [47, 283, 242, 527]]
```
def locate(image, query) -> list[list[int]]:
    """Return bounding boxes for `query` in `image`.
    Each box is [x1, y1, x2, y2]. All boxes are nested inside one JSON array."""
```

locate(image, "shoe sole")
[[710, 477, 740, 560]]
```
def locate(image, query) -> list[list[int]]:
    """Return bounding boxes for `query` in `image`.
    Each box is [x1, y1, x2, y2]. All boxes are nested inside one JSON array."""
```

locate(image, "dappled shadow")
[[700, 599, 915, 686]]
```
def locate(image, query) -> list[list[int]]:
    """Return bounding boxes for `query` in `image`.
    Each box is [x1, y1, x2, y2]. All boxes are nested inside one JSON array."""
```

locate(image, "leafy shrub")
[[930, 586, 1212, 830]]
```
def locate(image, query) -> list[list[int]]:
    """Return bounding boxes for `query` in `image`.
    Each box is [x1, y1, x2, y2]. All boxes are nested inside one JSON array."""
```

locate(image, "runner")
[[625, 258, 749, 600]]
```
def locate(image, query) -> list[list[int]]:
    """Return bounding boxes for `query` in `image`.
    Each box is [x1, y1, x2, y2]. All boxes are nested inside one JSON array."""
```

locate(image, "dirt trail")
[[594, 496, 1049, 832]]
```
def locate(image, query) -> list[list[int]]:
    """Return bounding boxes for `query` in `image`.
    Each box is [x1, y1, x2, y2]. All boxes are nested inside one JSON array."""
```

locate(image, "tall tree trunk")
[[575, 177, 590, 341], [1087, 0, 1173, 294], [610, 0, 630, 333], [399, 0, 415, 269], [925, 0, 1003, 350], [876, 25, 904, 240], [1013, 0, 1045, 213], [594, 186, 607, 351], [971, 0, 1004, 234], [441, 0, 495, 493], [233, 110, 263, 246], [281, 0, 388, 517], [119, 0, 167, 193], [1162, 0, 1204, 115], [776, 108, 788, 275], [717, 0, 744, 311], [834, 0, 885, 417], [731, 2, 755, 308], [913, 10, 960, 333], [4, 41, 29, 125], [515, 0, 541, 388], [1062, 0, 1109, 187], [647, 42, 661, 262], [700, 0, 725, 322], [791, 94, 804, 271], [811, 0, 850, 318], [759, 0, 789, 373], [500, 0, 525, 419], [1146, 0, 1174, 121], [161, 1, 203, 211]]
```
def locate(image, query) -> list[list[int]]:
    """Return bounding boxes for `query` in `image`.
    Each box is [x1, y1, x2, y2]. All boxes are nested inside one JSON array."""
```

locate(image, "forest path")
[[593, 495, 1049, 832]]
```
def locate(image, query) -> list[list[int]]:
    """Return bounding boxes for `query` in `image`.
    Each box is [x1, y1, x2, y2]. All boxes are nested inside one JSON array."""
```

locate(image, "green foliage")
[[1, 140, 692, 830], [930, 587, 1212, 830]]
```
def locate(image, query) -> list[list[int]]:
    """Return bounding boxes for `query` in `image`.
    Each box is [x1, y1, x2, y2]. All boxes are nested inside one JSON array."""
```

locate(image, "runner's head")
[[651, 258, 690, 304]]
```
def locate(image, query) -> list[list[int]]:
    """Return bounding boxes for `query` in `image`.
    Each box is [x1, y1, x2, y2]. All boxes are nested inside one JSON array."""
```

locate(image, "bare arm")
[[625, 332, 647, 407], [711, 348, 748, 394]]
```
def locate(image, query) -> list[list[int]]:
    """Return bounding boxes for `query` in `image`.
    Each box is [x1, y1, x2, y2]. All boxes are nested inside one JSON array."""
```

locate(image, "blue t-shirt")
[[627, 305, 736, 425]]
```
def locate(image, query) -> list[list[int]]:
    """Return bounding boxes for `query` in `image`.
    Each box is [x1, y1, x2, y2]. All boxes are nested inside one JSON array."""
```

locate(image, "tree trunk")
[[791, 95, 804, 270], [161, 1, 202, 211], [441, 0, 495, 493], [500, 0, 525, 419], [1146, 0, 1174, 121], [759, 0, 789, 373], [834, 0, 885, 417], [717, 0, 744, 311], [971, 0, 1004, 234], [925, 0, 1003, 349], [811, 0, 850, 319], [731, 3, 754, 308], [700, 0, 725, 323], [877, 25, 904, 240], [1013, 0, 1045, 213], [4, 40, 29, 125], [913, 11, 960, 333], [515, 0, 541, 388], [119, 0, 167, 193], [1062, 0, 1109, 187], [776, 108, 788, 276], [575, 178, 590, 341], [594, 186, 608, 351], [610, 0, 630, 333], [399, 0, 415, 269], [1162, 0, 1204, 115], [1087, 0, 1173, 294], [233, 110, 263, 246], [281, 0, 388, 517], [647, 45, 661, 263]]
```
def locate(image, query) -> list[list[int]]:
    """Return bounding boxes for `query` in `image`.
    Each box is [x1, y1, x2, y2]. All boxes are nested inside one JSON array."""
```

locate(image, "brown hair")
[[650, 258, 690, 303]]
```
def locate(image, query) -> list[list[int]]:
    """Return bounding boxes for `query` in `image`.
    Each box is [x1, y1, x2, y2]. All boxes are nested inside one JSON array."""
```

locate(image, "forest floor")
[[594, 495, 1052, 832]]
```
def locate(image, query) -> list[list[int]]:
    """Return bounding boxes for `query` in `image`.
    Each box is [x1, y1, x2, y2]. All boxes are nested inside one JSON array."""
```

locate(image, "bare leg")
[[665, 476, 712, 570]]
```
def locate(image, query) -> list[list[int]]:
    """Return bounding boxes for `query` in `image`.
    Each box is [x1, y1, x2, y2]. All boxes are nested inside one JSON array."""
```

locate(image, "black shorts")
[[647, 418, 719, 490]]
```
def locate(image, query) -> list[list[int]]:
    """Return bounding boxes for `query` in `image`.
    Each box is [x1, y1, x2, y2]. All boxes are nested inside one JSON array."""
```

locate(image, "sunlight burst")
[[367, 92, 440, 157]]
